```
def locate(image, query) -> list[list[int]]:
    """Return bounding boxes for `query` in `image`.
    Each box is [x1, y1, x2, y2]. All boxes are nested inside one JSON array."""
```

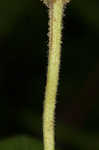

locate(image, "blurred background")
[[0, 0, 99, 149]]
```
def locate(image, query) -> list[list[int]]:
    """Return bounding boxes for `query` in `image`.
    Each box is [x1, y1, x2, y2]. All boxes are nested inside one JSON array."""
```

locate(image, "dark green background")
[[0, 0, 99, 149]]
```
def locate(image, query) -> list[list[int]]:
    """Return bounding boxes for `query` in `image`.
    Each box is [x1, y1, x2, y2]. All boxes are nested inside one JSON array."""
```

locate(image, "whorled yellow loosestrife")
[[41, 0, 70, 150]]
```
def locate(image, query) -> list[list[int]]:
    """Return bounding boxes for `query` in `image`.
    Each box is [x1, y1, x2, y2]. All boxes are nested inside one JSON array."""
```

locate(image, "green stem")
[[43, 1, 64, 150], [42, 0, 70, 150]]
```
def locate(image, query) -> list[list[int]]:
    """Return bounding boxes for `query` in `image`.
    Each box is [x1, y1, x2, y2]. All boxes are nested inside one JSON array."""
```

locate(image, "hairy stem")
[[43, 1, 64, 150]]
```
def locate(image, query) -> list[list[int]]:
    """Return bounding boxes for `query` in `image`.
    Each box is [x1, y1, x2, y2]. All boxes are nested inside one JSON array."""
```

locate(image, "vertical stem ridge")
[[43, 1, 64, 150]]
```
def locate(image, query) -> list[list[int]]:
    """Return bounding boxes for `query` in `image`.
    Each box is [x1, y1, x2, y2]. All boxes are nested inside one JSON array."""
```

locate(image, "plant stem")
[[43, 1, 64, 150]]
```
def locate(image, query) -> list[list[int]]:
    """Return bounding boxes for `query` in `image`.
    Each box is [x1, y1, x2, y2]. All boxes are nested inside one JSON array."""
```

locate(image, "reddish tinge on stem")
[[41, 0, 70, 7]]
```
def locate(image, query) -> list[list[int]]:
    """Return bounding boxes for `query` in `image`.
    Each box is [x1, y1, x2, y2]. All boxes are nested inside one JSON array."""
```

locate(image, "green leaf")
[[0, 136, 43, 150]]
